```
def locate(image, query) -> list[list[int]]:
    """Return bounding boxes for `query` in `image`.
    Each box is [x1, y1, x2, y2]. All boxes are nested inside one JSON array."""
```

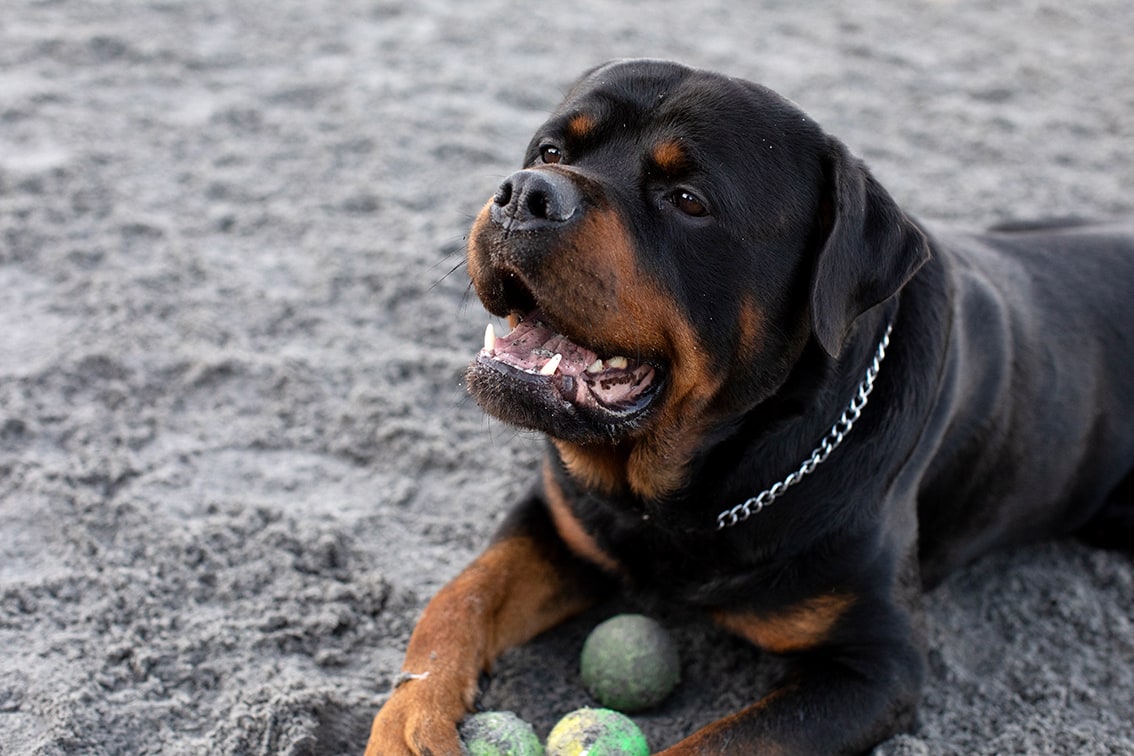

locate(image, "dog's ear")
[[810, 138, 930, 357]]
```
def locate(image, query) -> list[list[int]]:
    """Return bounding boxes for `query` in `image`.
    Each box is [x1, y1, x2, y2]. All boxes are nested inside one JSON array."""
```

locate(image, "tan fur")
[[714, 594, 856, 654], [543, 459, 622, 573]]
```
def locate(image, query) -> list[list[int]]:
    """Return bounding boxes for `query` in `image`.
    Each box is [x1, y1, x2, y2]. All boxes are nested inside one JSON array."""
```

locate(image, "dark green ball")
[[580, 614, 680, 712]]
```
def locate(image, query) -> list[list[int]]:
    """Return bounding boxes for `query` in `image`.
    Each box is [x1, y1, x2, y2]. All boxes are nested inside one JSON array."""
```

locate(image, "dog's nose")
[[490, 169, 582, 231]]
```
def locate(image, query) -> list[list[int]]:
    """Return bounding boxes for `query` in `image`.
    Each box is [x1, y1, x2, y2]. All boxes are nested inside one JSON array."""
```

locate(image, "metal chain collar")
[[715, 322, 893, 530]]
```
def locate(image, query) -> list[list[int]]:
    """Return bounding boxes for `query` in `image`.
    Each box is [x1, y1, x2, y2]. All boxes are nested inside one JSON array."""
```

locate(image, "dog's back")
[[915, 221, 1134, 581]]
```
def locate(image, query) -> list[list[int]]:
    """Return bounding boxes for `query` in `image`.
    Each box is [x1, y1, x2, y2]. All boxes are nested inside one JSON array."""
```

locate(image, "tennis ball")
[[459, 711, 544, 756], [580, 614, 680, 712], [546, 708, 649, 756]]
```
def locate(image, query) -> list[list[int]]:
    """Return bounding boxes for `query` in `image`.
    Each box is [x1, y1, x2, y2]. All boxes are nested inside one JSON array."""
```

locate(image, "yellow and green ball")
[[459, 711, 544, 756], [545, 708, 649, 756]]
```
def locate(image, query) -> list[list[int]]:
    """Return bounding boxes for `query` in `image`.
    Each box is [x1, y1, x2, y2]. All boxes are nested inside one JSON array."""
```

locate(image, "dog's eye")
[[671, 190, 709, 217], [539, 145, 563, 164]]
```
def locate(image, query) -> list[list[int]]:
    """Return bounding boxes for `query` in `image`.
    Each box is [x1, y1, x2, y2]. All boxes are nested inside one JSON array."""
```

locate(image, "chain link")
[[715, 323, 893, 530]]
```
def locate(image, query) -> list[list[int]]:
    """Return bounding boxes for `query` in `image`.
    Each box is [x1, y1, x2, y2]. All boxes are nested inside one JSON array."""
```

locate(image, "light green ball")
[[545, 708, 649, 756], [459, 711, 544, 756], [580, 614, 680, 712]]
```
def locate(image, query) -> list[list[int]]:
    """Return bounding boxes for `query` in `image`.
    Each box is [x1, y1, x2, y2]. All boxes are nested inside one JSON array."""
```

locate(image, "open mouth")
[[472, 309, 662, 431]]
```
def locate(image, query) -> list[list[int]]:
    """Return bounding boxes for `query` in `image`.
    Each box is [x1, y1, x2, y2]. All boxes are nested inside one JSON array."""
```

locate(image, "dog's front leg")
[[365, 496, 602, 756], [660, 594, 926, 755]]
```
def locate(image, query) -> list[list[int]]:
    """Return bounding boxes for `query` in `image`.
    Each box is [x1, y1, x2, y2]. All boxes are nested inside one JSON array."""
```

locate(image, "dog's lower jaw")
[[545, 357, 727, 502]]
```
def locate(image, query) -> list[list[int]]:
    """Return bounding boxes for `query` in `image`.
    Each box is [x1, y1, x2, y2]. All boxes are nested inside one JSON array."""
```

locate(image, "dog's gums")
[[477, 311, 659, 415]]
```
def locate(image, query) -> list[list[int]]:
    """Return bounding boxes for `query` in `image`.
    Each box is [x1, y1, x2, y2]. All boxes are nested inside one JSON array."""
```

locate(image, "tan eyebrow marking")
[[651, 139, 690, 173], [566, 113, 597, 140]]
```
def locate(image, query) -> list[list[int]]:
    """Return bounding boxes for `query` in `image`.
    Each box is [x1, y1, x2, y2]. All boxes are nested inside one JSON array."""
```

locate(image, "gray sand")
[[1, 1, 1132, 753]]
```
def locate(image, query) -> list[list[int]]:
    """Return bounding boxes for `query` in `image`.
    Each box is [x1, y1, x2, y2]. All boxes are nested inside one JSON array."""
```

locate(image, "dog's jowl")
[[367, 60, 1134, 755]]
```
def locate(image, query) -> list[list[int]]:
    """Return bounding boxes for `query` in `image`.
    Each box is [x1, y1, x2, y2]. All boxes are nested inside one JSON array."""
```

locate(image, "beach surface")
[[1, 1, 1132, 753]]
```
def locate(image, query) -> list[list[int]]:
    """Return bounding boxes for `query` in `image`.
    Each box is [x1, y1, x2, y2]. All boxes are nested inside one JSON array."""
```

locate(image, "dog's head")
[[465, 60, 927, 499]]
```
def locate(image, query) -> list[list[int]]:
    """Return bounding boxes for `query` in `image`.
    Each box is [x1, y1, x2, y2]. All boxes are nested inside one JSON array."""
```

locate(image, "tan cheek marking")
[[547, 208, 722, 501], [542, 459, 622, 574], [465, 198, 496, 291], [713, 594, 856, 654]]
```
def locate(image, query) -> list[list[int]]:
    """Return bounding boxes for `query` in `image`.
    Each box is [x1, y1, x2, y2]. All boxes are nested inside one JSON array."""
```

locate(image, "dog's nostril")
[[490, 169, 580, 230], [494, 181, 513, 207], [525, 190, 550, 220]]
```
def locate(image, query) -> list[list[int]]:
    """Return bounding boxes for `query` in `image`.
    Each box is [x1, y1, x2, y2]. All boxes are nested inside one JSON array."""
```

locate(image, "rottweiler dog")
[[367, 59, 1134, 754]]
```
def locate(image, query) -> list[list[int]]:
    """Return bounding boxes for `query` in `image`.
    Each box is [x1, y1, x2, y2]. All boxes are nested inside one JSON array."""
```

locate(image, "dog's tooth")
[[586, 359, 604, 374], [606, 356, 629, 370], [540, 353, 563, 376], [483, 323, 496, 354]]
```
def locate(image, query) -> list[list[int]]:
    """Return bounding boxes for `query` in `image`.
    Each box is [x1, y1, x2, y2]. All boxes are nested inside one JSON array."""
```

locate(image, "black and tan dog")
[[367, 60, 1134, 754]]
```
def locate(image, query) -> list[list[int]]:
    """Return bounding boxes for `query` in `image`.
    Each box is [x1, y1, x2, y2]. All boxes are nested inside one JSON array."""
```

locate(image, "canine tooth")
[[483, 323, 496, 353], [606, 356, 629, 369], [586, 359, 604, 374], [540, 353, 563, 376]]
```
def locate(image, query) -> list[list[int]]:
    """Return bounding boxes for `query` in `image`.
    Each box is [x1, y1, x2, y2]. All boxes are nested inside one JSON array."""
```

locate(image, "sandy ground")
[[1, 0, 1132, 753]]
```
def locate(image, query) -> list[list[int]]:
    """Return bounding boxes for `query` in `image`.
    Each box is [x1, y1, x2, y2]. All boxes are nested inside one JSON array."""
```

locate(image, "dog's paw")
[[365, 684, 468, 756]]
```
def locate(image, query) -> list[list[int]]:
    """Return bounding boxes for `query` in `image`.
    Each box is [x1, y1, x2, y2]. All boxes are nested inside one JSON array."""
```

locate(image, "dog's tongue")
[[479, 312, 657, 409]]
